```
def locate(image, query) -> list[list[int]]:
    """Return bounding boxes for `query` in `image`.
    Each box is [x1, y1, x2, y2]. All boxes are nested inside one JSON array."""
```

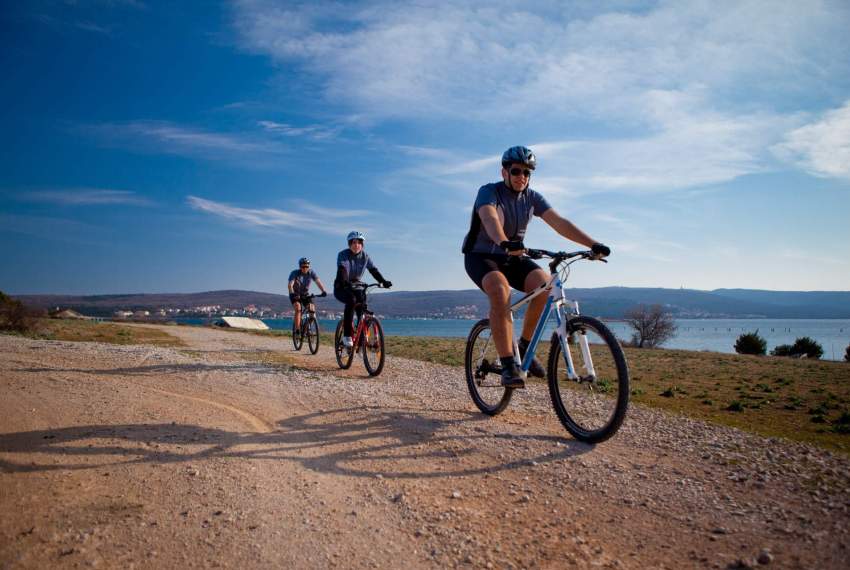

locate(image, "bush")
[[771, 337, 824, 359], [734, 330, 767, 355], [0, 291, 37, 332], [845, 344, 850, 363]]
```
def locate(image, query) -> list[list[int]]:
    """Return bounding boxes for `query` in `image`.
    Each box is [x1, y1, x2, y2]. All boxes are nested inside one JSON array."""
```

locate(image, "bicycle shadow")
[[0, 407, 592, 479]]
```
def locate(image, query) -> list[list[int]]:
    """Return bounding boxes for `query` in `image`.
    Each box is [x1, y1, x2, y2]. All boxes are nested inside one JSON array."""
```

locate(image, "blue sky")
[[2, 0, 849, 295]]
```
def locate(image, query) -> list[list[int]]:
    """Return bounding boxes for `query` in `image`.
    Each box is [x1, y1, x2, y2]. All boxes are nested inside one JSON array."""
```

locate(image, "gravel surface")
[[1, 325, 848, 569]]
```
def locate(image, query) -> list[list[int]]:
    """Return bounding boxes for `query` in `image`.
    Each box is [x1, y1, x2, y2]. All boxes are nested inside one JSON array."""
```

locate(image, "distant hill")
[[15, 287, 850, 319]]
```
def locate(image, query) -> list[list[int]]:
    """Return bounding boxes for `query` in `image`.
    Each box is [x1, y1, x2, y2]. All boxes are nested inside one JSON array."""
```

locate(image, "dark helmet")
[[298, 257, 310, 266], [501, 146, 536, 170]]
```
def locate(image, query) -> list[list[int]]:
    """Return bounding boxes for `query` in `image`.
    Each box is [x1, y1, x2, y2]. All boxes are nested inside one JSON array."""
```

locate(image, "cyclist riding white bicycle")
[[461, 145, 610, 389], [334, 231, 392, 348], [288, 257, 327, 338]]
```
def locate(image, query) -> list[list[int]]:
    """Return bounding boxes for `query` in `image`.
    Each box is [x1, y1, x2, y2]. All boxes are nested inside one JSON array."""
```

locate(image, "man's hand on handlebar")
[[500, 240, 526, 256], [591, 242, 611, 259]]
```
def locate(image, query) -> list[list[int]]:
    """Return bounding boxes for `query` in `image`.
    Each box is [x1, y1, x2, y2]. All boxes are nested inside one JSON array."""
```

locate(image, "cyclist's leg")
[[333, 288, 356, 337], [293, 300, 303, 330], [481, 271, 513, 358], [519, 268, 549, 341]]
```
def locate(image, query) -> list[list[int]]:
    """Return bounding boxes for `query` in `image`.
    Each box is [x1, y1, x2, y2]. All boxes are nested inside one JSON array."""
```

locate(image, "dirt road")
[[1, 325, 848, 569]]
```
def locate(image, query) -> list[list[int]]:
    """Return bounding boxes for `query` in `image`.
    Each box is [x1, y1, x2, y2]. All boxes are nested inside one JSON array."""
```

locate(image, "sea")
[[174, 317, 850, 361]]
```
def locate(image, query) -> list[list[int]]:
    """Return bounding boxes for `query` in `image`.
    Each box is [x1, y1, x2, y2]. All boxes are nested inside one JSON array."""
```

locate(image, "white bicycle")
[[464, 248, 629, 443]]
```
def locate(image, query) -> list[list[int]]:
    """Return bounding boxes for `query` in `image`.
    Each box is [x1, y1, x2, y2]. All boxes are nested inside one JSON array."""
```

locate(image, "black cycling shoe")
[[501, 363, 525, 389], [518, 342, 546, 378]]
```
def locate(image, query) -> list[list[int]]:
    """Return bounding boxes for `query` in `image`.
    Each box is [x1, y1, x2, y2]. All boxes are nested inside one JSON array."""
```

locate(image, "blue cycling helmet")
[[298, 257, 310, 266], [501, 146, 537, 170], [347, 230, 365, 243]]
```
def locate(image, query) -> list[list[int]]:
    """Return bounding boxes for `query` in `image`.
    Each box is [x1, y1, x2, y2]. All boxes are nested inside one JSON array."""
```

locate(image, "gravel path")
[[1, 325, 848, 569]]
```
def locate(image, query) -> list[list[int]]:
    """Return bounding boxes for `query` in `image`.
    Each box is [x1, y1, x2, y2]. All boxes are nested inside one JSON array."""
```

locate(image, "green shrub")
[[734, 330, 767, 355], [726, 401, 744, 412], [771, 337, 824, 359], [0, 291, 39, 333], [845, 344, 850, 363]]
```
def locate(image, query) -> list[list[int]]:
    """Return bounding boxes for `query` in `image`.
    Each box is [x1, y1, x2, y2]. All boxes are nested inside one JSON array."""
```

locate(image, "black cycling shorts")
[[464, 253, 543, 291]]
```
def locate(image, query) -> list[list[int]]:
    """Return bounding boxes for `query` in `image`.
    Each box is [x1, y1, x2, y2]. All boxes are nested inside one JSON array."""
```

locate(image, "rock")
[[757, 549, 773, 565], [451, 491, 462, 499]]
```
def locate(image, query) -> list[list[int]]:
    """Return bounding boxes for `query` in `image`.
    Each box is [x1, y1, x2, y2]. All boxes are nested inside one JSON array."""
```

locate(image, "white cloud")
[[772, 101, 850, 180], [22, 188, 153, 206], [232, 0, 850, 189], [186, 196, 370, 235], [258, 120, 341, 141], [81, 121, 288, 164]]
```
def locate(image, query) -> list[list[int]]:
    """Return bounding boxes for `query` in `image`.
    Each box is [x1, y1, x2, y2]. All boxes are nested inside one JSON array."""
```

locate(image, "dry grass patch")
[[18, 318, 184, 347], [386, 335, 850, 453]]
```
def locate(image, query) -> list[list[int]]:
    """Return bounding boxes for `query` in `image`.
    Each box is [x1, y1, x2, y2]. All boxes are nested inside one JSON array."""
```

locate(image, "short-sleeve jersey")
[[288, 268, 319, 294], [336, 249, 376, 283], [461, 181, 552, 255]]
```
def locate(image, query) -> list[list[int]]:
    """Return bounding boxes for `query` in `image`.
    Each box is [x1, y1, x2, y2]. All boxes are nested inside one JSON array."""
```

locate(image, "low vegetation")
[[0, 291, 43, 333], [13, 318, 184, 347], [382, 335, 850, 454], [771, 336, 825, 359], [734, 330, 767, 355], [623, 304, 677, 348]]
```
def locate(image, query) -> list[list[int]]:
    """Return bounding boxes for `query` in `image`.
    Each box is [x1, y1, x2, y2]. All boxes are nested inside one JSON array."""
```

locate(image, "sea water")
[[175, 317, 850, 361]]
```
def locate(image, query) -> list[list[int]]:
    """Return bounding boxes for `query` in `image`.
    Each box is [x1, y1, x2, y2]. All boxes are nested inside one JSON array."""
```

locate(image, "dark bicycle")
[[292, 293, 322, 355], [334, 282, 386, 376]]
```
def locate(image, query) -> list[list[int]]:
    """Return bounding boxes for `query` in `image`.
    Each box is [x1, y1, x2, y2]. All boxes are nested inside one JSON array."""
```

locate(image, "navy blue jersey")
[[462, 181, 552, 255], [336, 249, 376, 283], [288, 268, 319, 294]]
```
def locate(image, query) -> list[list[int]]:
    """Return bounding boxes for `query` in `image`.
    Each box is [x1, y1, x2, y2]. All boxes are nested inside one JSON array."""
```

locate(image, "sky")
[[1, 0, 849, 295]]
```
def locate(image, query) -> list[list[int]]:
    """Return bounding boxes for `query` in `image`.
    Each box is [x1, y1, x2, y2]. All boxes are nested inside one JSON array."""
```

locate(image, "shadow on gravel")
[[0, 408, 591, 478]]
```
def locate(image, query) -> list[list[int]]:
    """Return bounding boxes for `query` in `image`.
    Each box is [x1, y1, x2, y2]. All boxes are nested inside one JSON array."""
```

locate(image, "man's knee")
[[482, 273, 510, 307]]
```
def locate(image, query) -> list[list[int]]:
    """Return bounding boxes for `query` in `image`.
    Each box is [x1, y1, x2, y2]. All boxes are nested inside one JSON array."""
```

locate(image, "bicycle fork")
[[555, 301, 598, 382]]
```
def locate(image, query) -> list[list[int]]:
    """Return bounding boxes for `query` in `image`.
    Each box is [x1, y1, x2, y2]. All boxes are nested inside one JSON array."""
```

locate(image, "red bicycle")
[[334, 282, 386, 376]]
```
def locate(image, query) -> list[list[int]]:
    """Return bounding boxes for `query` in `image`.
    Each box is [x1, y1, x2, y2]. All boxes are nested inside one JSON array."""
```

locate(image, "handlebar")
[[348, 282, 385, 291], [523, 248, 608, 274]]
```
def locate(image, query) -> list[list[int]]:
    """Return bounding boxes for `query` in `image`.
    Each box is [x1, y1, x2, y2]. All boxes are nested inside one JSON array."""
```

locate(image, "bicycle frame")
[[506, 265, 596, 382]]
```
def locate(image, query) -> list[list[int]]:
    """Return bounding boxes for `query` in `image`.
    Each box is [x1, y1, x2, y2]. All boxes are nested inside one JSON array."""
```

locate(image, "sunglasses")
[[349, 239, 364, 244], [300, 265, 310, 268], [509, 167, 532, 178]]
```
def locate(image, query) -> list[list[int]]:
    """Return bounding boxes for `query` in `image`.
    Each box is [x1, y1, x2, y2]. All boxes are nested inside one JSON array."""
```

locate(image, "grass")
[[380, 334, 850, 454], [12, 318, 184, 347]]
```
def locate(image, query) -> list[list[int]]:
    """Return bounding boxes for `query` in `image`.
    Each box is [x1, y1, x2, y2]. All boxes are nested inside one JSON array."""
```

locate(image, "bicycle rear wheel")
[[547, 315, 629, 443], [464, 318, 512, 415], [362, 317, 385, 376], [334, 321, 353, 369], [292, 318, 303, 350], [307, 317, 320, 354]]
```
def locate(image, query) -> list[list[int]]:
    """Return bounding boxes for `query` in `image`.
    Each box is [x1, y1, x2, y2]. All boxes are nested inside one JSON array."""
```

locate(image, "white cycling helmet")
[[347, 231, 365, 243]]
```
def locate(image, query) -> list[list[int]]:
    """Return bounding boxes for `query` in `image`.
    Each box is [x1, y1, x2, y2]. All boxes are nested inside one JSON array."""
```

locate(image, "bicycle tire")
[[547, 315, 629, 443], [362, 317, 385, 376], [334, 321, 353, 369], [292, 317, 303, 350], [464, 318, 513, 415], [307, 317, 320, 355]]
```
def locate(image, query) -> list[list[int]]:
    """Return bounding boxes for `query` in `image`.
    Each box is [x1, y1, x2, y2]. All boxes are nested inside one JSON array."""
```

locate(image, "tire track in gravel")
[[147, 387, 275, 433]]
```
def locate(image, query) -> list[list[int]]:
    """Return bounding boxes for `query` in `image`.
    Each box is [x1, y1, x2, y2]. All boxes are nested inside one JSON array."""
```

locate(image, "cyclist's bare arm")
[[288, 280, 296, 294], [478, 205, 523, 256], [315, 277, 327, 294], [541, 209, 598, 248]]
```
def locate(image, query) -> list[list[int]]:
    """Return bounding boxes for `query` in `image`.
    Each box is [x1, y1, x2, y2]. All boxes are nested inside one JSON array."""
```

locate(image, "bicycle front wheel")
[[307, 317, 320, 354], [292, 318, 303, 350], [334, 321, 353, 369], [464, 318, 512, 415], [547, 315, 629, 443], [362, 317, 385, 376]]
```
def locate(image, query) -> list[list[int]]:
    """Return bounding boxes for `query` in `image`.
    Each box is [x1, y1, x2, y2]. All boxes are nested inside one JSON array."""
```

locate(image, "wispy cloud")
[[772, 100, 850, 180], [233, 1, 850, 188], [187, 196, 369, 236], [258, 120, 341, 141], [22, 188, 153, 206], [80, 120, 289, 165]]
